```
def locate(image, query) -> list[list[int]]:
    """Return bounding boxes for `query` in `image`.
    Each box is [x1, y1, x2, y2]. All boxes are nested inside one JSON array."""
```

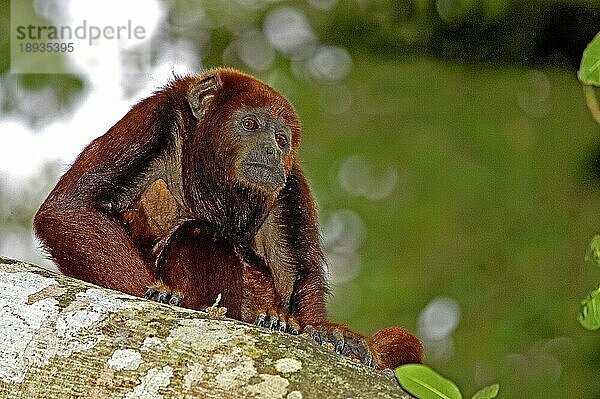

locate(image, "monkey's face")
[[231, 107, 292, 193]]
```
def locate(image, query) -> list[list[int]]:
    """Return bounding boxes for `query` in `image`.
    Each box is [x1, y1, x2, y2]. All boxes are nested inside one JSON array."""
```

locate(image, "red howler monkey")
[[33, 68, 422, 369]]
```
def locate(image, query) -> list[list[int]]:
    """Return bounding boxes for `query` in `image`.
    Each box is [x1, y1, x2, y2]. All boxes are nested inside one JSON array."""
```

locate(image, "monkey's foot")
[[144, 282, 183, 306], [254, 308, 300, 335], [303, 323, 375, 368]]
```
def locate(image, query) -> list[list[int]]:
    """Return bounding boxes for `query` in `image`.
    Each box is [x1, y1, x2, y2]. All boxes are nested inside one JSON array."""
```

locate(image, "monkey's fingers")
[[254, 310, 285, 331], [144, 283, 183, 306], [254, 309, 300, 335], [287, 318, 301, 335], [303, 324, 375, 368], [280, 314, 301, 334], [342, 334, 374, 368]]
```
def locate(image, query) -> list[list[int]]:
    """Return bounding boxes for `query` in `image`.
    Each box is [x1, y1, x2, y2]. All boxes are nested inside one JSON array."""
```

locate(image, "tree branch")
[[0, 256, 412, 398]]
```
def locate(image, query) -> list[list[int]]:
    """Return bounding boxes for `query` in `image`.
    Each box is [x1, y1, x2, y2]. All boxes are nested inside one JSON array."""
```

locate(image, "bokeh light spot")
[[338, 156, 398, 201], [263, 7, 317, 60], [308, 45, 352, 81], [236, 30, 275, 71], [418, 296, 461, 341], [322, 209, 365, 284], [516, 70, 552, 118]]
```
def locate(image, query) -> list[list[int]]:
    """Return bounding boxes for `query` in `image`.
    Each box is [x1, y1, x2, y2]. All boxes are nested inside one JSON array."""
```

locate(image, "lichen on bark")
[[0, 256, 412, 399]]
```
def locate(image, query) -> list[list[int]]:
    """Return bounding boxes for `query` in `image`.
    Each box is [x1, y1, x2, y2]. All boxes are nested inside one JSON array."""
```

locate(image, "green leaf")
[[471, 383, 499, 399], [585, 235, 600, 267], [578, 32, 600, 86], [579, 286, 600, 330], [395, 364, 463, 399]]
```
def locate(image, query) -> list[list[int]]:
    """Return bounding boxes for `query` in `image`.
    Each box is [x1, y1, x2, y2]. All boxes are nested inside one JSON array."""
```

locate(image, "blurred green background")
[[1, 0, 600, 397]]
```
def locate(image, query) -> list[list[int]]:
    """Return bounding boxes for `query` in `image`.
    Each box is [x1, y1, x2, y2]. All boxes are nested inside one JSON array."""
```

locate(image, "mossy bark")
[[0, 257, 413, 399]]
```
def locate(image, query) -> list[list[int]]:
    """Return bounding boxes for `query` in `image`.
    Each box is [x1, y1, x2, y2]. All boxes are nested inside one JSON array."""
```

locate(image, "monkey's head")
[[181, 69, 301, 238]]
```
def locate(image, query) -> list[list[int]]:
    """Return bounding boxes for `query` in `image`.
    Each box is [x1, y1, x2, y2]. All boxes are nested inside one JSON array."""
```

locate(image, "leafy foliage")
[[578, 36, 600, 332], [395, 364, 500, 399], [585, 235, 600, 267], [579, 286, 600, 330], [395, 364, 463, 399], [578, 32, 600, 86], [471, 383, 500, 399]]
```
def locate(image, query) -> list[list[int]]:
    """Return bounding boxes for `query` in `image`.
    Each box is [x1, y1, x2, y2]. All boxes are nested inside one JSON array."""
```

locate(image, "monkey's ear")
[[188, 73, 222, 119]]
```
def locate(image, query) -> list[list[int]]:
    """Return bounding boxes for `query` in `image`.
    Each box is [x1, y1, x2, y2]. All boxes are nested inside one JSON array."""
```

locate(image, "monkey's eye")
[[241, 116, 259, 131], [275, 133, 288, 149]]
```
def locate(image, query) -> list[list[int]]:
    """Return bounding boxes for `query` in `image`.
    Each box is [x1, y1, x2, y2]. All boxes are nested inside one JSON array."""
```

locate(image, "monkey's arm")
[[240, 249, 302, 334], [34, 97, 178, 296], [271, 165, 328, 324], [277, 166, 422, 369]]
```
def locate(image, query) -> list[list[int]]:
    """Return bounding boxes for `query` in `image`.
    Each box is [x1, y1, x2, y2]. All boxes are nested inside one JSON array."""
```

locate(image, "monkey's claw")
[[254, 310, 300, 335], [144, 285, 183, 306], [303, 324, 375, 368]]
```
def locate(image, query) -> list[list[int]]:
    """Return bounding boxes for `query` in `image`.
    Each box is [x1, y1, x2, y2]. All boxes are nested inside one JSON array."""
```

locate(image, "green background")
[[1, 1, 599, 397]]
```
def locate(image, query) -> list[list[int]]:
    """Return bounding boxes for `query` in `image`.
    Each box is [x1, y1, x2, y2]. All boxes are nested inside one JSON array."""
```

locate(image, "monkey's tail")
[[367, 326, 423, 370]]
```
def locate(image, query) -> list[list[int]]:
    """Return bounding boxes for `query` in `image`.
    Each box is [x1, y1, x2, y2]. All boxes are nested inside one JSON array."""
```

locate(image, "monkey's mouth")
[[246, 162, 278, 172], [243, 162, 286, 190]]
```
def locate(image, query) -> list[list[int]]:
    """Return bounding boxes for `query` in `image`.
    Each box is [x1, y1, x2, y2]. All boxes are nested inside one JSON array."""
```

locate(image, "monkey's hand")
[[303, 322, 375, 368], [254, 308, 301, 335], [144, 281, 183, 306]]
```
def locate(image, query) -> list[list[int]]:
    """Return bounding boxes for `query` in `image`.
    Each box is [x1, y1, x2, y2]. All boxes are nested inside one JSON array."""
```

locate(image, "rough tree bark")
[[0, 257, 413, 399]]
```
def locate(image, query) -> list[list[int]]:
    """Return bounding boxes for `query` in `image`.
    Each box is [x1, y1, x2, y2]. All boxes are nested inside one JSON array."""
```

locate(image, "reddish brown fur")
[[155, 220, 243, 318], [34, 68, 422, 370], [369, 327, 424, 367]]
